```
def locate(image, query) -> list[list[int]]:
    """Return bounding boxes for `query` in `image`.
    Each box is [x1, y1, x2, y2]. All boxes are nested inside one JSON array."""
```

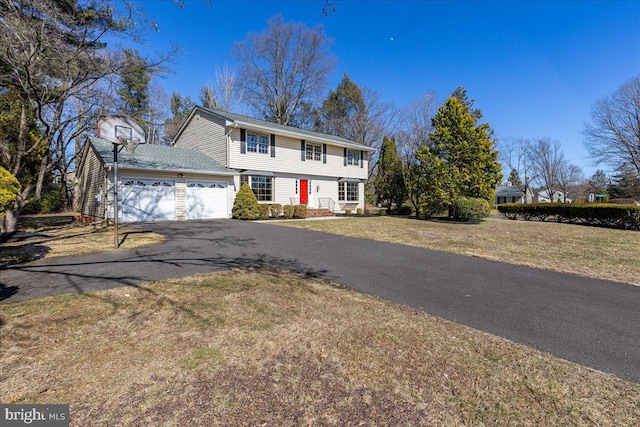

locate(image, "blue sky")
[[127, 0, 640, 177]]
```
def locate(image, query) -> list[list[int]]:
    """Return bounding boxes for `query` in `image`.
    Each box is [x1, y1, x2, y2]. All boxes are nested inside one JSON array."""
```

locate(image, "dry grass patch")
[[1, 269, 638, 426], [278, 216, 640, 286], [0, 214, 164, 267]]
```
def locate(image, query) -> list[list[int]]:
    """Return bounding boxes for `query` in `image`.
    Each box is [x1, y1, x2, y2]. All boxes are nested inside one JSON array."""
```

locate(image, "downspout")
[[225, 122, 238, 168]]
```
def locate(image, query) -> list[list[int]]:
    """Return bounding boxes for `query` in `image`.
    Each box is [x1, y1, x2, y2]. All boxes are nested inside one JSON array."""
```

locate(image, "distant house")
[[494, 184, 533, 205], [536, 190, 571, 203], [76, 110, 375, 223]]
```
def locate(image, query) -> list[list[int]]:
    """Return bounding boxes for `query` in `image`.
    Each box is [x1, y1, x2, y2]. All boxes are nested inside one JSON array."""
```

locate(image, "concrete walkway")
[[2, 219, 639, 383]]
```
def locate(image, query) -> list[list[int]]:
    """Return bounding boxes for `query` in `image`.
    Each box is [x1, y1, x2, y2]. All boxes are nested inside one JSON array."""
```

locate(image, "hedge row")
[[497, 203, 640, 230], [233, 185, 308, 220]]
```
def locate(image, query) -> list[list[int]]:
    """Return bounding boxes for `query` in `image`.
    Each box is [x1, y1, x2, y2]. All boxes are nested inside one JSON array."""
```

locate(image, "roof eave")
[[104, 164, 238, 177]]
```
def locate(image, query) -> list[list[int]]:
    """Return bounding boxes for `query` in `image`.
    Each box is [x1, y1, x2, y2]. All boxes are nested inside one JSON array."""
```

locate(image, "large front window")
[[247, 132, 269, 154], [347, 149, 361, 166], [338, 182, 359, 202], [241, 175, 273, 202], [306, 143, 322, 161]]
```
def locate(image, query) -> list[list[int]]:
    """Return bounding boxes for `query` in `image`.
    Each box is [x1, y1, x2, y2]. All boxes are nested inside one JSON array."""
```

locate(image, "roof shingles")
[[201, 108, 376, 152], [89, 136, 236, 175]]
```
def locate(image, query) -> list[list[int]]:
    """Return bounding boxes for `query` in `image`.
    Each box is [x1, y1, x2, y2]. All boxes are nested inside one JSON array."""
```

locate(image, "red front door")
[[300, 179, 308, 205]]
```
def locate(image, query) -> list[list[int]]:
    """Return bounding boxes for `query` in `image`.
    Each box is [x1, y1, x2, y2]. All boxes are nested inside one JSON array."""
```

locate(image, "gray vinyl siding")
[[174, 110, 228, 166], [78, 144, 107, 218]]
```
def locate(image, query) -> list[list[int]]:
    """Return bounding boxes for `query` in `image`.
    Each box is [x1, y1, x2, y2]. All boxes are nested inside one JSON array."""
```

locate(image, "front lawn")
[[1, 269, 638, 425], [0, 214, 165, 267]]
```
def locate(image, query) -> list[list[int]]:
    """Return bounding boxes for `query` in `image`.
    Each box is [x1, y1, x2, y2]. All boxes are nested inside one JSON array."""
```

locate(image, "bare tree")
[[584, 75, 640, 174], [557, 163, 584, 202], [199, 65, 243, 113], [319, 77, 397, 165], [397, 91, 438, 165], [232, 14, 336, 126], [499, 137, 537, 202], [350, 87, 398, 151], [528, 138, 566, 201], [146, 82, 171, 144], [0, 0, 174, 231]]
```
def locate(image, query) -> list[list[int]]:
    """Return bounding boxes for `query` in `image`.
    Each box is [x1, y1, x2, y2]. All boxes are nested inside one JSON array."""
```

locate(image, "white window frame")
[[338, 182, 359, 202], [241, 175, 273, 202], [306, 143, 322, 161], [347, 149, 361, 166], [247, 132, 269, 154]]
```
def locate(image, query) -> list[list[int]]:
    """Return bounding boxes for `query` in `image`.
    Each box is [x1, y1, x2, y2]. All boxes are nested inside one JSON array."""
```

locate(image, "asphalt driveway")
[[1, 219, 639, 383]]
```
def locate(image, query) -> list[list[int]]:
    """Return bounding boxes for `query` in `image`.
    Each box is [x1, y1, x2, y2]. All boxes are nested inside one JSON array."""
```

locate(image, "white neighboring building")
[[536, 190, 572, 203]]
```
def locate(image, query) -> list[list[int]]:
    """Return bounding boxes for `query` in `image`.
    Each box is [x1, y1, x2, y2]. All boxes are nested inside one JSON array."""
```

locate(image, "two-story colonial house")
[[76, 108, 375, 222]]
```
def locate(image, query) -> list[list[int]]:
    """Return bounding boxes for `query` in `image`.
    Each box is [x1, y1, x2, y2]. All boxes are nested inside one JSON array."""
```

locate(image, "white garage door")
[[186, 181, 228, 219], [121, 178, 176, 222]]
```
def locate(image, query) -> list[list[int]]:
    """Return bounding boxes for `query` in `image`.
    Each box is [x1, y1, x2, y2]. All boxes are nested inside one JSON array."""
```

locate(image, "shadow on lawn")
[[1, 225, 334, 306], [0, 243, 50, 269]]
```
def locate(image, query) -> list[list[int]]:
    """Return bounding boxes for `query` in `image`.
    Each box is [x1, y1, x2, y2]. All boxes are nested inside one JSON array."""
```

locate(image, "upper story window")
[[247, 132, 269, 154], [347, 149, 361, 166], [306, 143, 322, 161]]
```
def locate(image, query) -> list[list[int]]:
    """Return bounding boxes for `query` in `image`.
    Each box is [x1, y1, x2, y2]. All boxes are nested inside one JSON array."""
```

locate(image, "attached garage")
[[185, 181, 228, 219], [121, 178, 176, 222], [78, 134, 238, 223]]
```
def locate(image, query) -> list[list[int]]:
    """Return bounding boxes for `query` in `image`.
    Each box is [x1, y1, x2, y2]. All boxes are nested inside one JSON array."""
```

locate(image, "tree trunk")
[[1, 208, 20, 233]]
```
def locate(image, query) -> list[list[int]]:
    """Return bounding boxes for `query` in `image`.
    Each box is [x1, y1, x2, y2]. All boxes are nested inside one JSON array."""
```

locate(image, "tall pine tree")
[[117, 49, 151, 125], [410, 91, 502, 218], [374, 136, 407, 210]]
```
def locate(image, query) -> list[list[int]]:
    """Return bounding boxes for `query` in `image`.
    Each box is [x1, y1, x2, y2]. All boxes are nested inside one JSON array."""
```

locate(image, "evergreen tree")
[[508, 168, 522, 188], [320, 72, 366, 138], [609, 166, 640, 200], [410, 93, 502, 218], [232, 183, 260, 220], [374, 136, 407, 210], [117, 49, 151, 124], [450, 86, 482, 120], [0, 166, 20, 214], [164, 92, 195, 142], [589, 169, 609, 195]]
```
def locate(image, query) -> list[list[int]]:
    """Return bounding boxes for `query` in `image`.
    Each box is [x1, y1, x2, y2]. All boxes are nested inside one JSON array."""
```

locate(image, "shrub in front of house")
[[232, 183, 260, 220], [356, 208, 363, 215], [293, 204, 307, 219], [270, 204, 283, 218], [258, 203, 270, 220], [452, 197, 491, 221], [283, 205, 294, 219], [345, 209, 352, 216]]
